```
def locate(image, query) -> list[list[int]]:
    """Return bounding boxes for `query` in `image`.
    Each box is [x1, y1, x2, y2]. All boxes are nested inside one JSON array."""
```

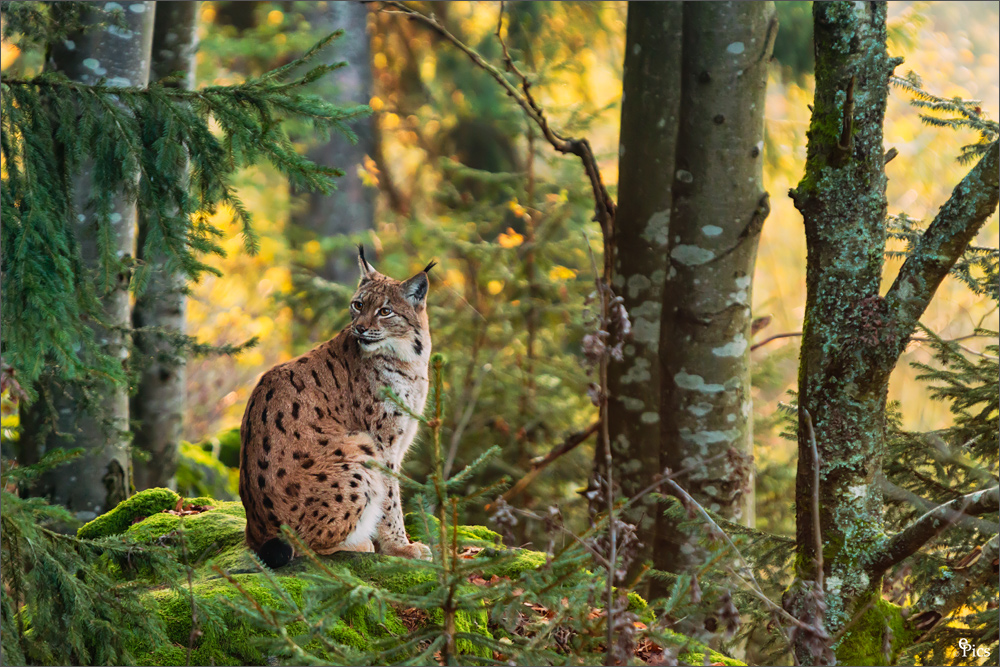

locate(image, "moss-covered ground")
[[87, 488, 742, 665]]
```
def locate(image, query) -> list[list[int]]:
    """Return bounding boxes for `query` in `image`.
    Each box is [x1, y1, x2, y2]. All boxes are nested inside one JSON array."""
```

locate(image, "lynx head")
[[349, 246, 435, 362]]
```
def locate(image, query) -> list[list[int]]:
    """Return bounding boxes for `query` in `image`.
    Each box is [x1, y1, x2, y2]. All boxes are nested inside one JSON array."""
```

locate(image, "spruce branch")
[[908, 533, 999, 642], [870, 485, 999, 575], [883, 142, 999, 364], [1, 30, 369, 394]]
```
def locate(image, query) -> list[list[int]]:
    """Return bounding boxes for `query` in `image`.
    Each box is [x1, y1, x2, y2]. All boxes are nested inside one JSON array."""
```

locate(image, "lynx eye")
[[351, 300, 363, 311], [378, 307, 393, 317]]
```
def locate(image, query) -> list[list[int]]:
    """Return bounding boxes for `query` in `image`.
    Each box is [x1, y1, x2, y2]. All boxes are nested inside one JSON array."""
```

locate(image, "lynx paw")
[[385, 541, 432, 560]]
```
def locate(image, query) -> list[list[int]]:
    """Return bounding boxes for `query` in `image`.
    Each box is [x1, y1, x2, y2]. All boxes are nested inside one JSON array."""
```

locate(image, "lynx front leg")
[[376, 476, 431, 560]]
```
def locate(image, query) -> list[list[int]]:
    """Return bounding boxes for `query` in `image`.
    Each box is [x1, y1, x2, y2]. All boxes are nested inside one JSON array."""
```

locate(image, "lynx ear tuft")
[[402, 272, 429, 306], [357, 245, 377, 283], [422, 260, 438, 274]]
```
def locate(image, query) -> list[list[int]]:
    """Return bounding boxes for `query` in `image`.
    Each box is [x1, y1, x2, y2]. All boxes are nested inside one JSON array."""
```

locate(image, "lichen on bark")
[[786, 5, 898, 653]]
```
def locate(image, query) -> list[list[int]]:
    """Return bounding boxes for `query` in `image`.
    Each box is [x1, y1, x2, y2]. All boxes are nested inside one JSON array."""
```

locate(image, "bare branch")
[[750, 332, 803, 351], [750, 330, 991, 353], [877, 476, 997, 535], [662, 477, 814, 634], [870, 485, 999, 575], [378, 1, 616, 279], [884, 142, 999, 362], [485, 421, 600, 510], [801, 409, 823, 591]]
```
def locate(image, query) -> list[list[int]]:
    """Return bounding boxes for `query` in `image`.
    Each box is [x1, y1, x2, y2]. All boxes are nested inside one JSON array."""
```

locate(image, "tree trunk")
[[289, 0, 375, 299], [782, 5, 895, 660], [656, 1, 775, 573], [606, 0, 682, 582], [22, 1, 155, 521], [784, 5, 999, 662], [131, 1, 200, 491]]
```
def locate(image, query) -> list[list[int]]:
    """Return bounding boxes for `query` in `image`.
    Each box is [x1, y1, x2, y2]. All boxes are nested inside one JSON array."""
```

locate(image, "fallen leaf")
[[459, 545, 484, 559]]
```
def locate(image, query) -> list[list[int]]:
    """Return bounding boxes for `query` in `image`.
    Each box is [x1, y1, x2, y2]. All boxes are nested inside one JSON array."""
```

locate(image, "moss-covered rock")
[[77, 487, 180, 539], [90, 489, 741, 665]]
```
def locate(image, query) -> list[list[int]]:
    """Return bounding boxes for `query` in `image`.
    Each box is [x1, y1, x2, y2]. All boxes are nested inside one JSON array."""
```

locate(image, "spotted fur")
[[239, 249, 434, 562]]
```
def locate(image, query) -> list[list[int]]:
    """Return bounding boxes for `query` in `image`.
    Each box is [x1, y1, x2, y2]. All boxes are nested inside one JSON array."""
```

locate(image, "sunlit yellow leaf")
[[1, 41, 21, 72], [445, 269, 465, 288], [548, 266, 577, 282], [487, 280, 504, 295], [498, 227, 523, 248], [266, 10, 283, 25], [508, 199, 527, 218], [420, 56, 436, 81]]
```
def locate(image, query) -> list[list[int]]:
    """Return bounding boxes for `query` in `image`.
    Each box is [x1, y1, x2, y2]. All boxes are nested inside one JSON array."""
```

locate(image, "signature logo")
[[958, 638, 992, 660]]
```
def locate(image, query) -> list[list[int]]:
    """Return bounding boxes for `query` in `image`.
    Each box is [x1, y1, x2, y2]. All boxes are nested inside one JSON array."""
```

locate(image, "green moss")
[[93, 497, 739, 665], [834, 596, 917, 666], [406, 513, 502, 546], [138, 574, 311, 665], [476, 547, 549, 579], [126, 505, 246, 565], [77, 487, 180, 539], [196, 426, 242, 469], [656, 628, 745, 666], [177, 440, 239, 501], [184, 496, 218, 507]]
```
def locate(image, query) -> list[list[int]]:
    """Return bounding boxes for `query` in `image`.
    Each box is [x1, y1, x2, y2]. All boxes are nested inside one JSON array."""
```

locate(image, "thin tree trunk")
[[657, 1, 775, 571], [606, 1, 682, 584], [783, 5, 895, 660], [23, 1, 155, 521], [131, 1, 200, 491], [289, 0, 375, 299]]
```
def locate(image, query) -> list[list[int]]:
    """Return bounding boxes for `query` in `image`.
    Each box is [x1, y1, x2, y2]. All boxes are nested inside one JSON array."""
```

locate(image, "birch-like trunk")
[[606, 0, 682, 578], [23, 2, 155, 520], [656, 1, 775, 567], [131, 1, 200, 491], [290, 0, 375, 295]]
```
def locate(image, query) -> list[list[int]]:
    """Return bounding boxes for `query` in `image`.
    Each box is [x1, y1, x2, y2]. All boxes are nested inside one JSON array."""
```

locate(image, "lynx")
[[239, 247, 435, 567]]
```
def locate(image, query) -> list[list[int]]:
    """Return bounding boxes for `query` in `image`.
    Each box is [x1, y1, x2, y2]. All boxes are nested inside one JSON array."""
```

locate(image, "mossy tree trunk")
[[131, 1, 201, 491], [784, 3, 998, 663], [22, 2, 155, 520], [607, 0, 682, 582], [655, 1, 775, 577], [289, 0, 375, 339]]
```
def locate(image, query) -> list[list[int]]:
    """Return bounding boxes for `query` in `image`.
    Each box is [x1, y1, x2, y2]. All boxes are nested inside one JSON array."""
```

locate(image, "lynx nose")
[[354, 325, 368, 335]]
